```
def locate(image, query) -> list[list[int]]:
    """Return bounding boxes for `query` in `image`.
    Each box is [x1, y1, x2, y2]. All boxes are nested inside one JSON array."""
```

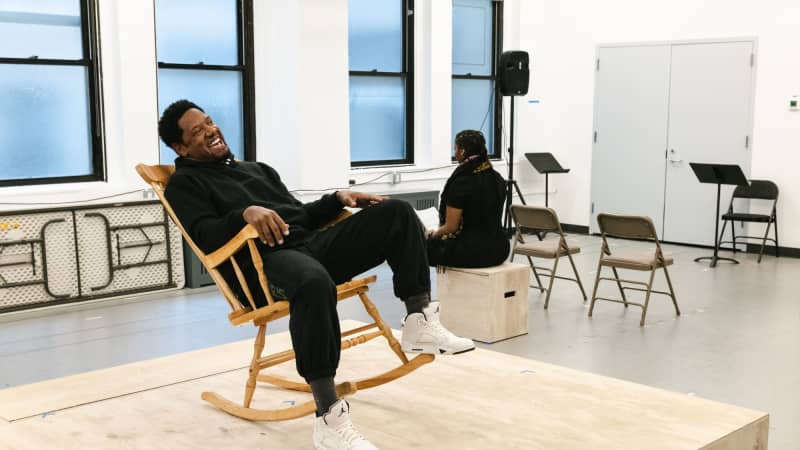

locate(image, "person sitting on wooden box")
[[158, 100, 474, 450], [426, 130, 510, 268]]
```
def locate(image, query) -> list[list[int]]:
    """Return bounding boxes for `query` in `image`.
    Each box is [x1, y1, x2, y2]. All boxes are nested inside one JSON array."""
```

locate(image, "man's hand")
[[336, 190, 387, 208], [243, 206, 290, 247]]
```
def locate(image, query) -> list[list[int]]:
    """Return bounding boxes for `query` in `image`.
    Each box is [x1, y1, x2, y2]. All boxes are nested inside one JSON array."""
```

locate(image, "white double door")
[[590, 40, 755, 245]]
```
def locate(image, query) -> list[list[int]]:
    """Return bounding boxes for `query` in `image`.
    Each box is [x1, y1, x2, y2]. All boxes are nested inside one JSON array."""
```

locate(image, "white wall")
[[516, 0, 800, 246], [254, 0, 351, 192]]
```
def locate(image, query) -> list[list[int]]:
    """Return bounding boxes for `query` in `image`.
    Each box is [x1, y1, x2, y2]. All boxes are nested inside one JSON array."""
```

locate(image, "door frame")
[[589, 36, 759, 243]]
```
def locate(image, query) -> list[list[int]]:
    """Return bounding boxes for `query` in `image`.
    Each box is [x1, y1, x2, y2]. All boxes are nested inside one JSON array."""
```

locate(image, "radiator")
[[384, 191, 439, 210]]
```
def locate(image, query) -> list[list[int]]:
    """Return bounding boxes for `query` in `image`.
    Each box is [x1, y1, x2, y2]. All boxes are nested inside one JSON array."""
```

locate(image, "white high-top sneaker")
[[401, 302, 476, 355], [313, 399, 378, 450]]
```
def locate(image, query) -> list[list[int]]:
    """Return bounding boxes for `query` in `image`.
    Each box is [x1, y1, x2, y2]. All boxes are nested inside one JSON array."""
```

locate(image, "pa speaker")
[[498, 51, 530, 96]]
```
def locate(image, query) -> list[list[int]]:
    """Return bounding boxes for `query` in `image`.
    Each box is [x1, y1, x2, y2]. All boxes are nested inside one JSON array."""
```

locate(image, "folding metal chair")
[[510, 205, 586, 309], [588, 213, 680, 326], [717, 179, 779, 263]]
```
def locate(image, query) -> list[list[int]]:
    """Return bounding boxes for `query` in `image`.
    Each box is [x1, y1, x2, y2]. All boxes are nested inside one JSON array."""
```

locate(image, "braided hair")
[[455, 129, 488, 160]]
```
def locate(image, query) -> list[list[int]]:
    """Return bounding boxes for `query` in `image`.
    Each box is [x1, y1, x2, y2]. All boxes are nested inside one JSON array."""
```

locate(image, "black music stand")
[[524, 153, 570, 207], [690, 163, 749, 268]]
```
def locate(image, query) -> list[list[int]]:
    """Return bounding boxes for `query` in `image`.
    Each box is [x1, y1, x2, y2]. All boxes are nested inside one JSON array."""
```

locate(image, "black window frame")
[[349, 0, 414, 168], [0, 0, 105, 187], [451, 0, 502, 161], [155, 0, 256, 161]]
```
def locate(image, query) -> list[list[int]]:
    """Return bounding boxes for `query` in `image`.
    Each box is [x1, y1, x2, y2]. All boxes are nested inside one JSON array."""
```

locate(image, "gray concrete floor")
[[1, 235, 798, 449]]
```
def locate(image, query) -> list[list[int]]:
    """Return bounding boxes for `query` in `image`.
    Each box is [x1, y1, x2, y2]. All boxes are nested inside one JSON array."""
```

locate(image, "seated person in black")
[[158, 100, 473, 450], [426, 130, 510, 268]]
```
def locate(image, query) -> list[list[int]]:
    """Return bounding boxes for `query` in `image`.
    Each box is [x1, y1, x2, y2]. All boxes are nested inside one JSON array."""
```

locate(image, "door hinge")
[[591, 202, 595, 214], [750, 53, 754, 67], [596, 58, 600, 71], [593, 131, 597, 143], [745, 135, 750, 148]]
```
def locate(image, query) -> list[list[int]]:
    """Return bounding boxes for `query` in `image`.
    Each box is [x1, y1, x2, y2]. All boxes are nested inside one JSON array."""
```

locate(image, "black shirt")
[[428, 159, 509, 267], [439, 160, 507, 240], [164, 156, 343, 254]]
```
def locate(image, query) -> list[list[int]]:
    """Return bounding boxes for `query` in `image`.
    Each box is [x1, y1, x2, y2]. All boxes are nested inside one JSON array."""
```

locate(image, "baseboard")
[[744, 243, 800, 259], [561, 223, 590, 234], [519, 224, 800, 259]]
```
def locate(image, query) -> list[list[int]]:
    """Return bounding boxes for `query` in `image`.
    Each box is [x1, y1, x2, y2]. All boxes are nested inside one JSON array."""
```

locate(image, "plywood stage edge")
[[0, 321, 767, 450]]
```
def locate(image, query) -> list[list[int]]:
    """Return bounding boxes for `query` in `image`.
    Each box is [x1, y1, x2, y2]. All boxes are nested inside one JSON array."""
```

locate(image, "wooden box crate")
[[438, 262, 530, 343]]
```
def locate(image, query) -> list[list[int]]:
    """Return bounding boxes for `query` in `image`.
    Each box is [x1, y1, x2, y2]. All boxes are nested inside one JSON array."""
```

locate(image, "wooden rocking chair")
[[136, 164, 434, 421]]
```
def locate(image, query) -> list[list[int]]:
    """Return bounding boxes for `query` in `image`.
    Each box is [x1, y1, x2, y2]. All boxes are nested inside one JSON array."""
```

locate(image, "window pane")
[[451, 78, 494, 155], [349, 76, 406, 162], [0, 64, 92, 180], [0, 0, 82, 59], [348, 0, 402, 72], [452, 0, 492, 76], [155, 0, 238, 66], [157, 69, 244, 163]]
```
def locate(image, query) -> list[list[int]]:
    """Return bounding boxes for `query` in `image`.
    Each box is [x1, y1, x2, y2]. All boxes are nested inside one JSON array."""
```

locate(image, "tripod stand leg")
[[503, 181, 529, 235], [503, 181, 513, 234], [512, 180, 527, 206]]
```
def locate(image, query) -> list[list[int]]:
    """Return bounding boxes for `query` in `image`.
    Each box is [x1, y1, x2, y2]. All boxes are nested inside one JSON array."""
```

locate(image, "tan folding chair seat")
[[136, 164, 434, 422], [600, 250, 674, 271], [589, 213, 680, 327], [513, 239, 581, 259], [510, 205, 587, 309]]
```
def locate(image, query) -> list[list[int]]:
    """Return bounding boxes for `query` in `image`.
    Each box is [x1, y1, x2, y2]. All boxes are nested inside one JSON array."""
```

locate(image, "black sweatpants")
[[427, 233, 510, 268], [248, 199, 430, 382]]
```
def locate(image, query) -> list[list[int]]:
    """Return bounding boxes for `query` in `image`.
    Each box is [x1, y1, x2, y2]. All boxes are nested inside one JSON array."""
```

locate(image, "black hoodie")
[[164, 156, 343, 255]]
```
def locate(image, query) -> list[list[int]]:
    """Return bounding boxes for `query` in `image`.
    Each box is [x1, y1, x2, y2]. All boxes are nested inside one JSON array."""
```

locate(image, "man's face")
[[174, 108, 229, 161]]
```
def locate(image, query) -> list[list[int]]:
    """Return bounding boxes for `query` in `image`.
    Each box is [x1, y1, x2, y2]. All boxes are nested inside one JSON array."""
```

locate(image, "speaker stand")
[[502, 96, 526, 235]]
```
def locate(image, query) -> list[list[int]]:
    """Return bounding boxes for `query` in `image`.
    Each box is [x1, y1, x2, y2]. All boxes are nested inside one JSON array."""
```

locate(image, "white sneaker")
[[313, 399, 378, 450], [401, 302, 476, 355]]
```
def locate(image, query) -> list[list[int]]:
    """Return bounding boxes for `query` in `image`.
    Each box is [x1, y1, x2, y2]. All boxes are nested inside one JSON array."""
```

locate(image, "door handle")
[[669, 158, 683, 163]]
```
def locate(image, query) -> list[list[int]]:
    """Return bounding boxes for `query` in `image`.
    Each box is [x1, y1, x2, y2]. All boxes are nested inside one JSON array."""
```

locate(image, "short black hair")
[[158, 100, 204, 150], [455, 129, 488, 159]]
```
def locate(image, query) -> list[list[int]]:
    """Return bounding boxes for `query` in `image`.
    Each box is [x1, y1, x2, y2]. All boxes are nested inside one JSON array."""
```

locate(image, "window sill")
[[0, 181, 148, 211]]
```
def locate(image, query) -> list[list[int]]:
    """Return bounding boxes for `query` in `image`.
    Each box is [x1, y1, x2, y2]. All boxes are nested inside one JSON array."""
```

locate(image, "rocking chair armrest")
[[206, 224, 260, 269], [319, 209, 352, 231], [205, 210, 352, 269]]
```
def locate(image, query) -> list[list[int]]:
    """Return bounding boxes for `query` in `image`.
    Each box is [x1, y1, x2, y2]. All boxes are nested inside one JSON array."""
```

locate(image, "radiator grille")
[[385, 191, 439, 210]]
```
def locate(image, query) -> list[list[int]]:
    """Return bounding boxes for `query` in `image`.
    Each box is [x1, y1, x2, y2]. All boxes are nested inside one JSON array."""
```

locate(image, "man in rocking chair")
[[158, 100, 474, 450]]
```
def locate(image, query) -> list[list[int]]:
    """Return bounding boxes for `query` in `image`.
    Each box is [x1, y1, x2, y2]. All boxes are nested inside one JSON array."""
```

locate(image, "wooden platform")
[[0, 321, 768, 449]]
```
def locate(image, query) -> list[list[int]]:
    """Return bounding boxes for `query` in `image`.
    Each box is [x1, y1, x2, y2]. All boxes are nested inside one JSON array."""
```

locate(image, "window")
[[451, 0, 502, 158], [348, 0, 413, 166], [0, 0, 103, 186], [155, 0, 255, 163]]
